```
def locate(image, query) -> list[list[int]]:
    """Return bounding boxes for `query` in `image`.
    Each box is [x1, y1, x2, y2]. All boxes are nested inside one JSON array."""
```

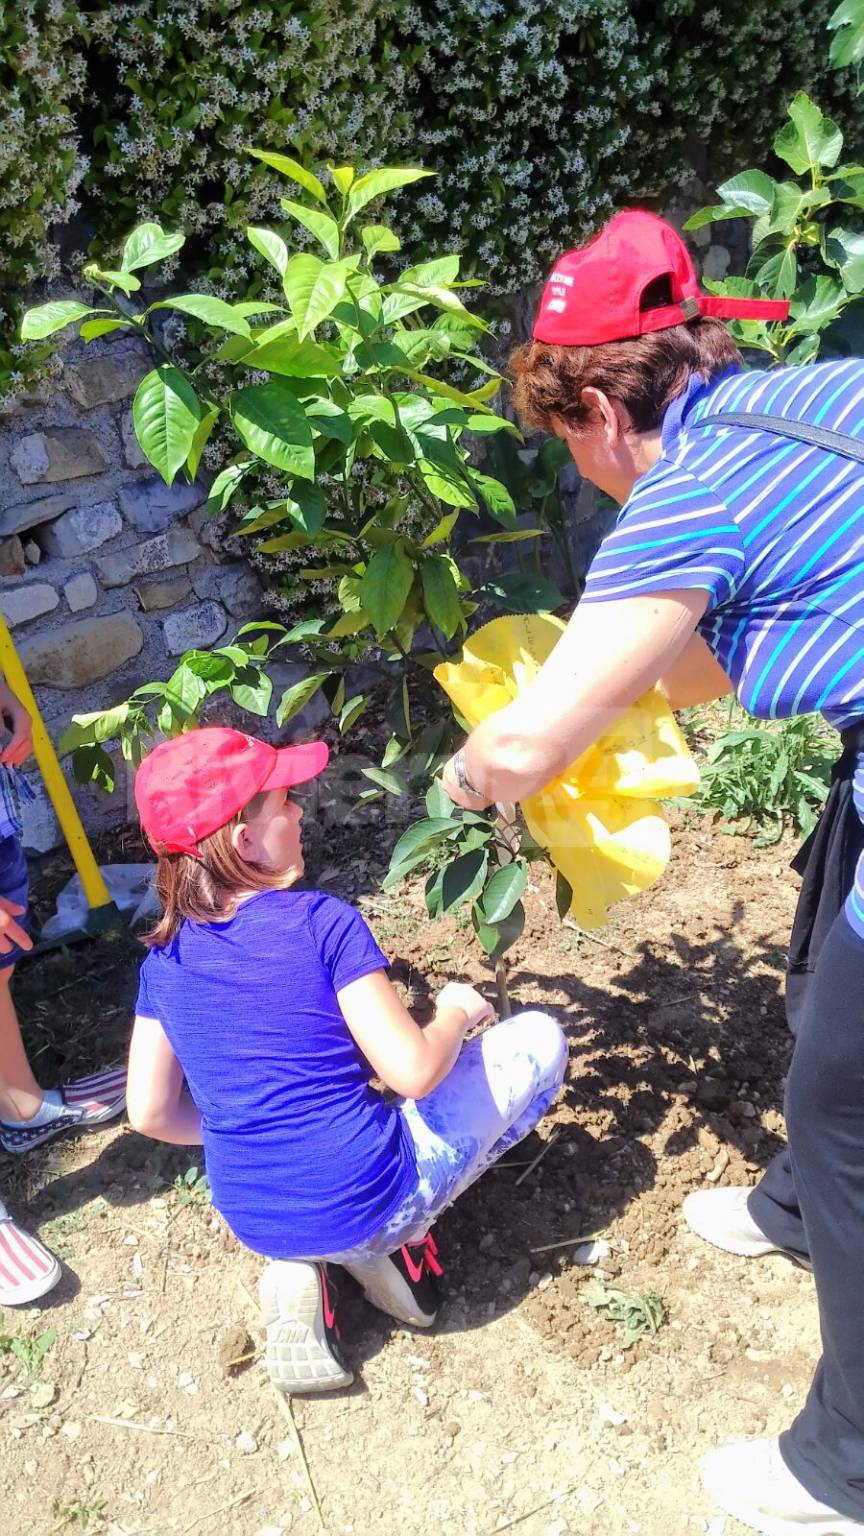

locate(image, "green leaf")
[[555, 871, 574, 921], [360, 543, 414, 636], [280, 199, 340, 260], [464, 413, 522, 439], [788, 274, 847, 331], [246, 225, 289, 276], [397, 284, 487, 328], [20, 301, 102, 341], [83, 262, 141, 296], [470, 529, 543, 545], [425, 777, 456, 819], [248, 150, 329, 205], [231, 670, 273, 716], [441, 848, 488, 913], [346, 167, 434, 222], [339, 694, 368, 732], [362, 764, 407, 797], [230, 381, 315, 479], [401, 369, 496, 412], [328, 164, 355, 195], [421, 553, 462, 640], [481, 861, 527, 925], [773, 92, 843, 175], [283, 482, 327, 535], [472, 898, 525, 958], [418, 461, 478, 510], [151, 295, 251, 337], [400, 255, 461, 287], [207, 461, 249, 514], [468, 470, 517, 528], [715, 170, 777, 216], [388, 816, 461, 872], [80, 317, 130, 341], [824, 227, 864, 291], [751, 242, 799, 299], [283, 254, 352, 338], [185, 405, 219, 480], [121, 221, 186, 272], [248, 331, 342, 378], [132, 365, 203, 487], [483, 570, 564, 613], [305, 396, 353, 442], [275, 673, 330, 726], [362, 224, 401, 258], [421, 511, 460, 547]]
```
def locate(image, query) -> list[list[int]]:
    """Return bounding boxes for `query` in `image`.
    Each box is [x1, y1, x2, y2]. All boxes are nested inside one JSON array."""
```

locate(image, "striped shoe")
[[0, 1065, 127, 1154], [0, 1205, 61, 1306]]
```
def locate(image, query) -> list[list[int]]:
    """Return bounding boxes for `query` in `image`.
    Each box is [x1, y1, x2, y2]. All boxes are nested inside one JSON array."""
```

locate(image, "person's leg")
[[335, 1010, 568, 1264], [776, 912, 864, 1520], [0, 965, 42, 1121]]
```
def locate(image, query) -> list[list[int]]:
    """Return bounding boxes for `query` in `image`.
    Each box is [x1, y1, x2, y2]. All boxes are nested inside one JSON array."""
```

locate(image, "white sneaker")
[[344, 1234, 443, 1328], [701, 1437, 864, 1534], [259, 1261, 353, 1394], [0, 1208, 61, 1306], [683, 1187, 812, 1270]]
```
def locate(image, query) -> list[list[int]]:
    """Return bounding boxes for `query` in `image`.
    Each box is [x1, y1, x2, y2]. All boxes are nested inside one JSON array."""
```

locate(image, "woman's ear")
[[580, 386, 624, 442]]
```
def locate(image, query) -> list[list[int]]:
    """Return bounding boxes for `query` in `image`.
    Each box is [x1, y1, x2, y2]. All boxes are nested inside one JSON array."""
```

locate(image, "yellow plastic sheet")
[[434, 614, 699, 930]]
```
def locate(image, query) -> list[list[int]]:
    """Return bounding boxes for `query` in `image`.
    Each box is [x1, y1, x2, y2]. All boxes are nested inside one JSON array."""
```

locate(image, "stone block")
[[18, 774, 60, 855], [0, 491, 78, 537], [19, 613, 144, 688], [191, 561, 262, 618], [96, 527, 200, 588], [118, 476, 204, 533], [121, 409, 148, 469], [134, 574, 192, 612], [39, 500, 122, 558], [702, 244, 731, 282], [163, 600, 228, 655], [0, 583, 60, 627], [10, 429, 108, 485], [64, 572, 98, 612], [0, 537, 25, 577], [23, 541, 40, 565], [64, 343, 146, 410]]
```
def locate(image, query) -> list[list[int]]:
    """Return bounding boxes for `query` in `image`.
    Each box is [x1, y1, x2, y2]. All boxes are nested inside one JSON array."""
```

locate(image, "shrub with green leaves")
[[4, 1, 856, 395], [0, 0, 86, 391], [23, 160, 548, 790], [686, 90, 864, 365]]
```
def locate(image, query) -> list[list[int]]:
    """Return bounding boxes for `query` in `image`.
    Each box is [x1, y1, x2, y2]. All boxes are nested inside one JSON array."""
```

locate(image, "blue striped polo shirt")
[[580, 359, 864, 936]]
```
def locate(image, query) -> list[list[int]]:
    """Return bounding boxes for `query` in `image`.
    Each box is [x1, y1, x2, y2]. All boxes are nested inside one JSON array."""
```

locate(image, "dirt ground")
[[0, 802, 821, 1536]]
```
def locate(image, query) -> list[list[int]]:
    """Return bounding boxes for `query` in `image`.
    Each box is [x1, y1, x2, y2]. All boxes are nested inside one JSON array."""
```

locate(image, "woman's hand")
[[436, 982, 495, 1029], [0, 684, 33, 767]]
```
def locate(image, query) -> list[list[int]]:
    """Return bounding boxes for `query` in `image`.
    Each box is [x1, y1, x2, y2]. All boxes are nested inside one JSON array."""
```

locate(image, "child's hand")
[[0, 896, 32, 955], [436, 982, 495, 1029]]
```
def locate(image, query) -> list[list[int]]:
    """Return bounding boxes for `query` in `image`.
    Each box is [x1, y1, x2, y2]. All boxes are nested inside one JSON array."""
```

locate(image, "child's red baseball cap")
[[533, 209, 790, 346], [135, 726, 329, 857]]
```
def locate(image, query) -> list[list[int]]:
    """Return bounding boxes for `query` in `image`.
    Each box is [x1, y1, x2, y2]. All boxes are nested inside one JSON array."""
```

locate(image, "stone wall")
[[0, 331, 262, 853]]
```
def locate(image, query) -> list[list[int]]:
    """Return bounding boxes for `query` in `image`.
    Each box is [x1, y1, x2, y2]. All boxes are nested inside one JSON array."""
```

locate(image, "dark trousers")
[[746, 728, 864, 1519]]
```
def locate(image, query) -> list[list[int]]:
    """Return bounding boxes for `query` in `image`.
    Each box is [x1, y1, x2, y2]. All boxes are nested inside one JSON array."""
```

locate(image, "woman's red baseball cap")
[[135, 726, 329, 857], [533, 209, 790, 346]]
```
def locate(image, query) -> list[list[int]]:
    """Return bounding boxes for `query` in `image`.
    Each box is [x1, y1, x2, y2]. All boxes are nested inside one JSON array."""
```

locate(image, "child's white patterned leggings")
[[323, 1010, 568, 1265]]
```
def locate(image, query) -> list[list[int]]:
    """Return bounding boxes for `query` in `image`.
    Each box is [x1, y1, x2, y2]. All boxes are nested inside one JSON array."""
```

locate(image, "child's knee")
[[509, 1009, 568, 1085]]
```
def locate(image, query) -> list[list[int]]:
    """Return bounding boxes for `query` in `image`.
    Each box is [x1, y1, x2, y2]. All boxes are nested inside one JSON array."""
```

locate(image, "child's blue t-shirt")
[[135, 888, 419, 1260]]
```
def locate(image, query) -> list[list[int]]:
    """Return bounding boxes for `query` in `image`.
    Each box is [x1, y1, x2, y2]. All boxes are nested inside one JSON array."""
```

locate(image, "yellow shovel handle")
[[0, 617, 112, 912]]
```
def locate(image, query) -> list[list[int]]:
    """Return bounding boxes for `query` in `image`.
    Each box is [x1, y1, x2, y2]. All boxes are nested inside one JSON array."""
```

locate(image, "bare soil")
[[0, 809, 820, 1536]]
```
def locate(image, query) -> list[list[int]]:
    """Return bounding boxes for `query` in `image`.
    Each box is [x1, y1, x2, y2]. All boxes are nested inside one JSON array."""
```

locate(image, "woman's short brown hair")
[[510, 317, 742, 436], [143, 792, 293, 949]]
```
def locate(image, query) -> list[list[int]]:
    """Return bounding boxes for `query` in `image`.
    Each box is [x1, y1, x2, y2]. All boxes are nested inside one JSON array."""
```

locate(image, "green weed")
[[0, 1327, 57, 1380], [172, 1166, 211, 1208], [53, 1498, 107, 1532], [582, 1279, 666, 1350], [691, 708, 837, 845]]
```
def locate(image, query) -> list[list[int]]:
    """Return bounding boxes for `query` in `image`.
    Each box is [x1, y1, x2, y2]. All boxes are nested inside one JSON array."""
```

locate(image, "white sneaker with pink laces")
[[0, 1200, 60, 1306]]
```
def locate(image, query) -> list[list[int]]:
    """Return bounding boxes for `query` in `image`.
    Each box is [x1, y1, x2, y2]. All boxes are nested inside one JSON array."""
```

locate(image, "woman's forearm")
[[451, 590, 711, 804]]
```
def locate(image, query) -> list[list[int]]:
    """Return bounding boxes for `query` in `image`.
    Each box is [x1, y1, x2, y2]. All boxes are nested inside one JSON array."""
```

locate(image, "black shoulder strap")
[[696, 411, 864, 466]]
